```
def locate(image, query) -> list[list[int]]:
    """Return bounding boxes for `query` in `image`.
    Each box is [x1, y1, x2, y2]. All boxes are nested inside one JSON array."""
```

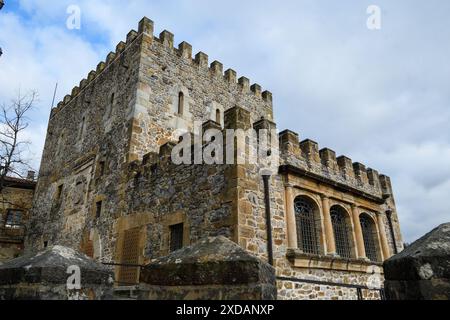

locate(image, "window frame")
[[177, 92, 184, 115], [330, 206, 353, 259], [294, 196, 321, 255], [4, 209, 24, 228], [169, 223, 184, 253], [360, 213, 379, 262]]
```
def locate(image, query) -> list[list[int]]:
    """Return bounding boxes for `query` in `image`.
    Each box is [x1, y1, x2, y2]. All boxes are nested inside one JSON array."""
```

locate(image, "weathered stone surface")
[[139, 236, 276, 300], [384, 223, 450, 300], [0, 246, 114, 300], [0, 177, 36, 263], [25, 16, 404, 301]]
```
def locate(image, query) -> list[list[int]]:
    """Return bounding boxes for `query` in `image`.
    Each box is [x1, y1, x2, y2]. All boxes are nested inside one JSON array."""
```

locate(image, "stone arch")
[[330, 205, 355, 259], [293, 194, 323, 255], [360, 213, 381, 262]]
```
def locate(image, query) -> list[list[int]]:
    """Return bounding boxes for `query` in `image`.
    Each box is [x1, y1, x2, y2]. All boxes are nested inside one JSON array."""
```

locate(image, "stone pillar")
[[284, 184, 298, 249], [376, 213, 391, 261], [139, 237, 277, 300], [321, 196, 336, 255], [352, 205, 366, 259]]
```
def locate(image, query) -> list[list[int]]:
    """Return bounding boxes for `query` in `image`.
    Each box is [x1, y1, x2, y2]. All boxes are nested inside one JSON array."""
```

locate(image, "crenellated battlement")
[[279, 129, 391, 199], [128, 105, 276, 176], [50, 17, 273, 119]]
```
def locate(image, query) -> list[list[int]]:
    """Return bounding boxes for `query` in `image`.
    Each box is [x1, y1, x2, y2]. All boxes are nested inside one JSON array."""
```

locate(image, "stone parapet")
[[139, 236, 277, 300], [279, 130, 390, 200], [51, 17, 272, 119], [0, 246, 114, 300]]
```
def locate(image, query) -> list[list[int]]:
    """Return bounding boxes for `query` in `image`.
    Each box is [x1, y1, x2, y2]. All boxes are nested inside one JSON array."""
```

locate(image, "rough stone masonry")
[[26, 17, 404, 300]]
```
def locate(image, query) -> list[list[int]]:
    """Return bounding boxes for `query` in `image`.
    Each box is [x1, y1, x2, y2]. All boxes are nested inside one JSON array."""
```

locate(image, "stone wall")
[[26, 24, 144, 260], [0, 184, 35, 262], [27, 16, 404, 300], [0, 246, 114, 300], [130, 18, 273, 161], [138, 237, 277, 300]]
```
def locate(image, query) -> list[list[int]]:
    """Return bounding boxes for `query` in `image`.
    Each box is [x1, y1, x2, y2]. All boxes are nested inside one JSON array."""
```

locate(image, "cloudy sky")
[[0, 0, 449, 242]]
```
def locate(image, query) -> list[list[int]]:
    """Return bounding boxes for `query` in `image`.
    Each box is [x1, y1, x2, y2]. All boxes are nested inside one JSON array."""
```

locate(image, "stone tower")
[[27, 17, 403, 300]]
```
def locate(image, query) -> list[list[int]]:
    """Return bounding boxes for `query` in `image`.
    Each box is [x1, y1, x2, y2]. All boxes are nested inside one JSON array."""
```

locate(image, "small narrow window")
[[109, 93, 115, 117], [43, 241, 49, 248], [96, 201, 103, 219], [177, 92, 184, 115], [56, 184, 63, 201], [79, 116, 86, 140], [99, 161, 106, 176], [57, 133, 65, 155], [169, 223, 184, 252], [216, 109, 221, 124]]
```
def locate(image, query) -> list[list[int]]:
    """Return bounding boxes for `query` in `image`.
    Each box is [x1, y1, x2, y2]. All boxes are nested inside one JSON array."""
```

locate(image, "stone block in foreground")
[[139, 236, 277, 300], [384, 223, 450, 300], [0, 246, 114, 300]]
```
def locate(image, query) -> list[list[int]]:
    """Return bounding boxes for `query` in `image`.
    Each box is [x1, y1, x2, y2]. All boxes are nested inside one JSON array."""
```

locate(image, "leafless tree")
[[0, 90, 38, 194]]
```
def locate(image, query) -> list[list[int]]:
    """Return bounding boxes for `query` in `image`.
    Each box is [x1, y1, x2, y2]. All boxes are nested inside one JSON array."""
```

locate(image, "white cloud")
[[1, 0, 449, 242]]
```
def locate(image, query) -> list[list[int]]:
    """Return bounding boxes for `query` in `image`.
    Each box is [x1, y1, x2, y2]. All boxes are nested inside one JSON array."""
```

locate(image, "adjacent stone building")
[[0, 174, 36, 263], [27, 17, 404, 300]]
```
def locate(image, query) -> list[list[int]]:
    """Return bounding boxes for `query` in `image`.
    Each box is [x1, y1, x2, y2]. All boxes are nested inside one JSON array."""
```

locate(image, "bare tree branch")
[[0, 89, 38, 194]]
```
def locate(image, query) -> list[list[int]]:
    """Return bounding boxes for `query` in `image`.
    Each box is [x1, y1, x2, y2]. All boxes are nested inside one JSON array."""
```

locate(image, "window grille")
[[330, 206, 352, 259], [170, 223, 184, 252], [5, 210, 23, 228], [360, 215, 378, 262], [119, 228, 141, 285], [294, 198, 320, 255]]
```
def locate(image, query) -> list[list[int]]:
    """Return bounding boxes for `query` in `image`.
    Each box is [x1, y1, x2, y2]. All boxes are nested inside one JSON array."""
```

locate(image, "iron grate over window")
[[119, 228, 141, 285], [330, 206, 352, 259], [360, 215, 378, 262], [5, 209, 23, 228], [170, 223, 184, 252], [294, 198, 320, 255]]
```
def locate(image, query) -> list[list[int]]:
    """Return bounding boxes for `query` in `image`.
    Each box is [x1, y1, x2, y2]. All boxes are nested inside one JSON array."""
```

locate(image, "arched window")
[[330, 206, 352, 259], [216, 109, 221, 124], [294, 196, 321, 255], [360, 214, 379, 262], [177, 92, 184, 115]]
